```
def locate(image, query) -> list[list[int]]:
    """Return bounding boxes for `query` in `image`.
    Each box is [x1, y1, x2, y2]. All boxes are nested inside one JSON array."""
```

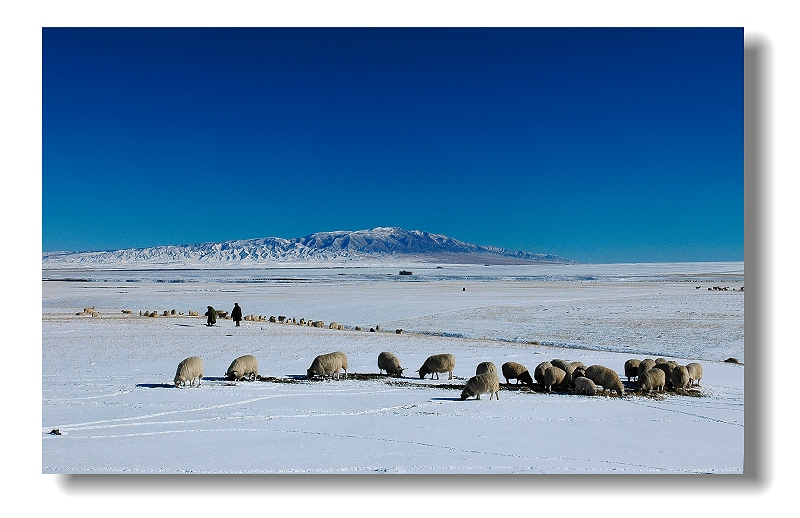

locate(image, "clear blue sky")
[[42, 28, 743, 263]]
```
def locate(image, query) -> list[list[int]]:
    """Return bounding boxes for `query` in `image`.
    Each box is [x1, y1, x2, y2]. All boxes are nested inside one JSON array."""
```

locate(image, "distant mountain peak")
[[42, 228, 574, 269]]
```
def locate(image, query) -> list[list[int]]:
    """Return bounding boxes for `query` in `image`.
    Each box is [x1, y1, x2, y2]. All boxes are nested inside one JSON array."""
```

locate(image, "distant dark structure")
[[399, 270, 413, 276]]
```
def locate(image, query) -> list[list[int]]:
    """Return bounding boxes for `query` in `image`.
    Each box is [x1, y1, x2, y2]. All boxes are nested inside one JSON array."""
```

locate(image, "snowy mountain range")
[[41, 227, 573, 269]]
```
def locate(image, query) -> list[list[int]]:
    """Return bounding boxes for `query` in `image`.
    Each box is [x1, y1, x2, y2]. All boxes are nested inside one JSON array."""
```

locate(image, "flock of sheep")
[[173, 351, 704, 400]]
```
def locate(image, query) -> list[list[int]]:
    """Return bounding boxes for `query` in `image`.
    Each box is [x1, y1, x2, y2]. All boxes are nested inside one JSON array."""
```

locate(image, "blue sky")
[[42, 28, 743, 263]]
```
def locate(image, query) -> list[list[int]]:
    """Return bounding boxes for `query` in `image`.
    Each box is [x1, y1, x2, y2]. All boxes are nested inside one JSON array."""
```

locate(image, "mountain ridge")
[[42, 227, 574, 268]]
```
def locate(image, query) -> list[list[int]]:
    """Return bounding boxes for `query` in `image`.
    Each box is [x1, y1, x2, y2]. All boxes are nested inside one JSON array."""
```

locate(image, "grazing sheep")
[[573, 376, 598, 395], [377, 351, 404, 377], [670, 365, 690, 392], [652, 362, 675, 387], [312, 320, 325, 328], [225, 354, 259, 381], [550, 359, 572, 372], [655, 357, 668, 365], [686, 363, 703, 386], [460, 372, 500, 400], [329, 322, 339, 329], [174, 356, 204, 388], [355, 326, 362, 331], [584, 365, 625, 396], [121, 309, 132, 314], [418, 354, 456, 380], [396, 329, 403, 334], [501, 362, 533, 386], [638, 368, 666, 394], [542, 366, 567, 392], [475, 361, 497, 376], [307, 351, 348, 380], [624, 359, 641, 382], [570, 361, 586, 371], [638, 358, 656, 377], [724, 357, 741, 364], [534, 361, 553, 386]]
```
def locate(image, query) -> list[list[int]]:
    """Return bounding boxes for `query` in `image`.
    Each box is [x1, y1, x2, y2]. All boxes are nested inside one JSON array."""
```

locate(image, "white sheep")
[[501, 361, 534, 385], [174, 356, 204, 388], [460, 372, 500, 400], [670, 365, 690, 392], [542, 366, 567, 392], [225, 354, 259, 381], [584, 365, 625, 396], [418, 354, 456, 380], [573, 376, 598, 395], [475, 361, 497, 376], [534, 361, 553, 386], [624, 359, 641, 382], [550, 359, 572, 372], [638, 358, 656, 377], [377, 351, 404, 377], [652, 362, 675, 388], [686, 362, 703, 386], [307, 351, 348, 380], [638, 368, 666, 394], [637, 369, 667, 394]]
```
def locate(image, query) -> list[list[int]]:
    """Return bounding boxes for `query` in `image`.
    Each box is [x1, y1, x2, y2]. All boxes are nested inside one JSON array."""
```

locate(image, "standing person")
[[231, 302, 242, 327], [205, 306, 217, 327]]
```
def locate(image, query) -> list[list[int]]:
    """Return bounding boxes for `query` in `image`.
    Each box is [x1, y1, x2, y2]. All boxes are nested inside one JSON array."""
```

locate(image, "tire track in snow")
[[620, 398, 743, 426], [43, 388, 400, 431]]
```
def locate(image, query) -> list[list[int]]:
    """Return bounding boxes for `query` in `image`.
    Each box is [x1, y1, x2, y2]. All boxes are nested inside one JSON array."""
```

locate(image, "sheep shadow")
[[430, 397, 462, 401], [136, 383, 175, 389]]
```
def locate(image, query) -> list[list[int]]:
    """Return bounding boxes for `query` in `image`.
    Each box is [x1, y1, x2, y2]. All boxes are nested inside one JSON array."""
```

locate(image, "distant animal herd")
[[173, 351, 714, 400]]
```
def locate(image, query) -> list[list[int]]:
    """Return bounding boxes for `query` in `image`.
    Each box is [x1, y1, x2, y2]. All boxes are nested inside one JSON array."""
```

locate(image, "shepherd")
[[231, 302, 242, 327], [205, 305, 217, 327]]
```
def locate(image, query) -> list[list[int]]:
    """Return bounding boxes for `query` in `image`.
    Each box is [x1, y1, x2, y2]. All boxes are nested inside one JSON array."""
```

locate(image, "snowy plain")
[[42, 262, 744, 474]]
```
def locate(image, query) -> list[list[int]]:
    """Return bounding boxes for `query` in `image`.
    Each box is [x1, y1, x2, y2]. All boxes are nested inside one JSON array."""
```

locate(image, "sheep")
[[624, 359, 641, 382], [550, 359, 572, 372], [652, 362, 675, 388], [542, 366, 567, 392], [475, 361, 497, 376], [670, 365, 690, 393], [534, 361, 553, 386], [329, 322, 339, 329], [638, 368, 666, 394], [460, 372, 500, 401], [573, 376, 598, 395], [570, 361, 586, 371], [307, 351, 348, 380], [174, 356, 204, 388], [584, 365, 625, 396], [225, 354, 259, 381], [377, 351, 404, 377], [686, 362, 703, 386], [638, 358, 656, 377], [655, 357, 668, 365], [501, 362, 533, 386], [418, 354, 456, 380]]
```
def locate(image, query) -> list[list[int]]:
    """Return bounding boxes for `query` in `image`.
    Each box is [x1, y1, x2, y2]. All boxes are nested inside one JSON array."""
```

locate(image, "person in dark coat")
[[231, 302, 242, 327], [205, 306, 217, 327]]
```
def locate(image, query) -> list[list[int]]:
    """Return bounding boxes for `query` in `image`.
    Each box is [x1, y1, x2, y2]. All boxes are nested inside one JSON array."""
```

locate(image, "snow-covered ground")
[[42, 263, 744, 474]]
